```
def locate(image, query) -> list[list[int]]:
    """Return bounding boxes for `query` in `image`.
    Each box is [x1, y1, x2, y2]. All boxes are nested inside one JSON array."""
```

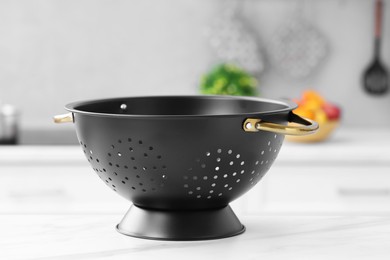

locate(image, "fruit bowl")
[[286, 90, 341, 143]]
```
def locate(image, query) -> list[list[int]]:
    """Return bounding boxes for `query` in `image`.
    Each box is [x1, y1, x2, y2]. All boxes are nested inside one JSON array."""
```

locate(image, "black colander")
[[54, 95, 317, 240]]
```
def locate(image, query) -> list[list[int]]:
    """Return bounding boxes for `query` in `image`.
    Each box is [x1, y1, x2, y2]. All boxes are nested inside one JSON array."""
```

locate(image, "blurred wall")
[[0, 0, 389, 131]]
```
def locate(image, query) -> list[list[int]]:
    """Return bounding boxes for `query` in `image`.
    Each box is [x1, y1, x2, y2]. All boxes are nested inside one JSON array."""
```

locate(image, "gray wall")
[[1, 0, 390, 132]]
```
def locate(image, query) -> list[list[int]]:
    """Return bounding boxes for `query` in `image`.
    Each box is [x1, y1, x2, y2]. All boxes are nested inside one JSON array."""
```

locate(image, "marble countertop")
[[1, 127, 390, 259], [1, 214, 390, 260]]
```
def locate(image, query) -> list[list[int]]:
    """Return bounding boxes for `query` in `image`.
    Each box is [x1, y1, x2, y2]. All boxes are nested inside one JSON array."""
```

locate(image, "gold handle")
[[243, 116, 319, 136], [53, 113, 73, 123]]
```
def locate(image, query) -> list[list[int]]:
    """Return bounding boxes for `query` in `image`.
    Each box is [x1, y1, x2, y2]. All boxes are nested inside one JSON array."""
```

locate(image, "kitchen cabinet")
[[239, 127, 390, 215], [0, 147, 128, 214], [259, 165, 390, 214]]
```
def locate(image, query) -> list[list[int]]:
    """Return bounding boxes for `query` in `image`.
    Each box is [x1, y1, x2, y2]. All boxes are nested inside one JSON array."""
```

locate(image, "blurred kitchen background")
[[1, 0, 390, 218], [0, 0, 390, 145]]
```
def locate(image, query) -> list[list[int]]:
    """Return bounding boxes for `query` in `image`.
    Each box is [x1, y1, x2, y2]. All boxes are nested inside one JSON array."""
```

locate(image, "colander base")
[[116, 205, 245, 241]]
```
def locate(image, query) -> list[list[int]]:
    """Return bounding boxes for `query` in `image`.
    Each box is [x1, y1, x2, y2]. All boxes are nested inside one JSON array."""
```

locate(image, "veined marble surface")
[[1, 214, 390, 260]]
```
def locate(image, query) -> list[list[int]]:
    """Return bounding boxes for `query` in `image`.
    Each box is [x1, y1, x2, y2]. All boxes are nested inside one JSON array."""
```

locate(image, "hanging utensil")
[[363, 0, 388, 95], [206, 0, 265, 75], [268, 1, 328, 80]]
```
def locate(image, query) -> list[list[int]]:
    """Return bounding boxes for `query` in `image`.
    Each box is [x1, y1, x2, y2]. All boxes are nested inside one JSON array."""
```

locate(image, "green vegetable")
[[200, 63, 258, 96]]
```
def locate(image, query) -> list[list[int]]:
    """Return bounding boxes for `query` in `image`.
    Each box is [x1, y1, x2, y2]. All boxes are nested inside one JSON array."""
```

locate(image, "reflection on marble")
[[1, 214, 390, 260]]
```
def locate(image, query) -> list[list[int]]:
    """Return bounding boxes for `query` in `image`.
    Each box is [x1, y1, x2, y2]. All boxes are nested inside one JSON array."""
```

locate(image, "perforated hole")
[[82, 130, 283, 200], [85, 136, 169, 195], [185, 147, 253, 199]]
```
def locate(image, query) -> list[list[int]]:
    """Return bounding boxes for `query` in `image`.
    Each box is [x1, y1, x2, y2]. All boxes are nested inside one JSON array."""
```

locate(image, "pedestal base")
[[116, 205, 245, 241]]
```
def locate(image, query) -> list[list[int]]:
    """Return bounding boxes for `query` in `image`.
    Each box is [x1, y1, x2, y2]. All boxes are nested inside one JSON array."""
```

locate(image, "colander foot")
[[116, 205, 245, 241]]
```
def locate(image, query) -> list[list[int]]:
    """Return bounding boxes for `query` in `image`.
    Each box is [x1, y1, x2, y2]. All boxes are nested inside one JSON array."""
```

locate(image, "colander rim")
[[64, 95, 297, 119]]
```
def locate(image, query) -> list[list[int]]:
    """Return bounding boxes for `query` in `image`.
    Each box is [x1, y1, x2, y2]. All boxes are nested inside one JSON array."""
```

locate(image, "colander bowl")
[[55, 95, 317, 240]]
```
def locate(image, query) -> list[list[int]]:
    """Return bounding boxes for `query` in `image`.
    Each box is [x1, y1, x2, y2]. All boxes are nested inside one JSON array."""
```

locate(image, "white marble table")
[[1, 214, 390, 260], [1, 127, 390, 259]]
